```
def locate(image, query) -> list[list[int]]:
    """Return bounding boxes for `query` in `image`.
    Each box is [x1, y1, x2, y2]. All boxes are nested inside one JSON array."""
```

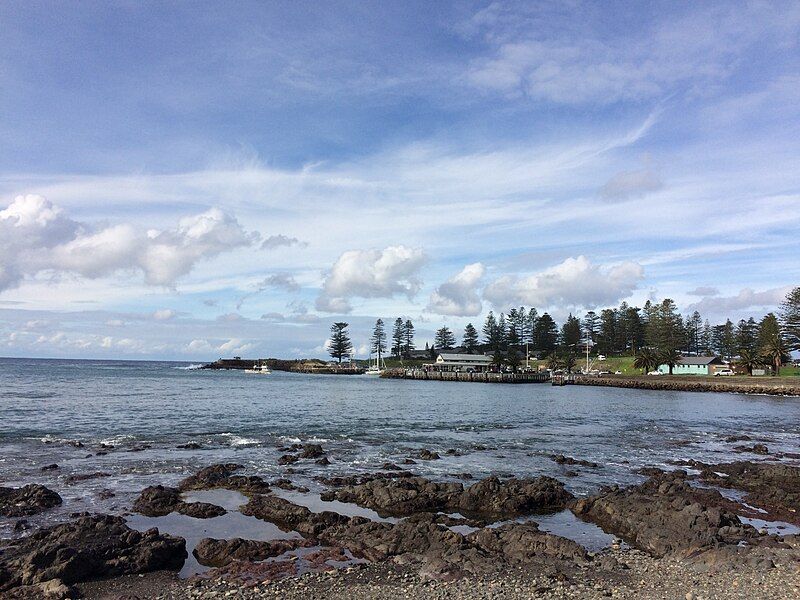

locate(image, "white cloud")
[[600, 168, 663, 200], [484, 256, 644, 310], [687, 286, 720, 297], [316, 245, 427, 313], [261, 234, 307, 250], [0, 195, 259, 292], [686, 287, 791, 315], [427, 262, 485, 316], [152, 309, 177, 321]]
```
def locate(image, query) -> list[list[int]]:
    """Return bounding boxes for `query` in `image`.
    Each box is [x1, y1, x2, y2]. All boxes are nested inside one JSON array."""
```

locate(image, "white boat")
[[244, 361, 271, 374], [364, 353, 386, 376]]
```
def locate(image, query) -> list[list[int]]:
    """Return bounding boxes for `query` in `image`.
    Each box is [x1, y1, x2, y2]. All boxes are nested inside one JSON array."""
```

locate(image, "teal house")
[[657, 356, 723, 375]]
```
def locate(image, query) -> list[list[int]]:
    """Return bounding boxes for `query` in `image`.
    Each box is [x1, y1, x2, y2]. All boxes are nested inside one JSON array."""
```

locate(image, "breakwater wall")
[[573, 375, 800, 396], [381, 368, 550, 384]]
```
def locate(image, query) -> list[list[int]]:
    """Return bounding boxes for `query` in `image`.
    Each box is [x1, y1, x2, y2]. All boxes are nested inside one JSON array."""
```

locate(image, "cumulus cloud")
[[427, 262, 485, 316], [261, 234, 307, 250], [316, 245, 427, 313], [152, 309, 177, 321], [686, 286, 791, 314], [236, 273, 301, 309], [600, 168, 663, 200], [687, 286, 720, 297], [0, 195, 259, 293], [483, 256, 644, 310]]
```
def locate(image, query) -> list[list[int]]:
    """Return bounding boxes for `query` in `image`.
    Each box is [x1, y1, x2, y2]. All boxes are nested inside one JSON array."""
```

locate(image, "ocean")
[[2, 357, 799, 558]]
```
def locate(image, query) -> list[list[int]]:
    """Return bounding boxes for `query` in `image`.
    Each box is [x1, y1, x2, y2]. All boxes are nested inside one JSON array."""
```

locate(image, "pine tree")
[[524, 308, 538, 345], [370, 319, 387, 362], [391, 318, 405, 358], [534, 313, 558, 356], [701, 320, 713, 354], [757, 313, 781, 351], [735, 317, 757, 354], [404, 319, 415, 357], [561, 313, 582, 347], [497, 313, 508, 350], [686, 311, 703, 354], [328, 322, 353, 363], [598, 309, 617, 355], [506, 308, 521, 346], [434, 327, 456, 350], [482, 311, 499, 349], [462, 323, 479, 353], [780, 287, 800, 351], [583, 311, 600, 345]]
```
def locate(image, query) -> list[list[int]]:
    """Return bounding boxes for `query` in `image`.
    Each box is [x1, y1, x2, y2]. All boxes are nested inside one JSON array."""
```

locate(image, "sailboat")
[[364, 352, 386, 376]]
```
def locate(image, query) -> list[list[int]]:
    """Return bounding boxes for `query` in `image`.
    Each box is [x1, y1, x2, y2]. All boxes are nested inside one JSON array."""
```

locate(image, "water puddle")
[[534, 509, 615, 552], [272, 488, 400, 523], [740, 516, 800, 536], [126, 496, 302, 577]]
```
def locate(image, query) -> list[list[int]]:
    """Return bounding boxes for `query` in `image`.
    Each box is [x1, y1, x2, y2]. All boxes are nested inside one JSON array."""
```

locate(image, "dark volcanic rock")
[[315, 457, 330, 466], [177, 502, 226, 519], [132, 485, 226, 519], [467, 522, 589, 565], [571, 472, 780, 560], [39, 464, 59, 472], [193, 537, 314, 567], [278, 454, 300, 465], [0, 484, 62, 517], [299, 444, 325, 459], [177, 442, 202, 450], [64, 472, 111, 484], [324, 477, 462, 516], [458, 476, 573, 517], [240, 494, 348, 536], [322, 475, 573, 519], [177, 464, 271, 494], [699, 461, 800, 524], [417, 449, 441, 461], [132, 485, 182, 517], [0, 514, 186, 591], [733, 444, 770, 455], [550, 454, 599, 468]]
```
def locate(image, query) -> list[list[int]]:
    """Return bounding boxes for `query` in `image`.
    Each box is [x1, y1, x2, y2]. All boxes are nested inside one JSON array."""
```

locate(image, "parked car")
[[647, 370, 663, 376], [597, 354, 607, 361], [714, 369, 734, 377]]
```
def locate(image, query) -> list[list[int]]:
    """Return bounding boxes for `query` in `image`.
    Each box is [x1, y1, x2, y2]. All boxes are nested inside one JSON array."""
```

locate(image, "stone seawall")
[[381, 369, 550, 384], [573, 375, 800, 396]]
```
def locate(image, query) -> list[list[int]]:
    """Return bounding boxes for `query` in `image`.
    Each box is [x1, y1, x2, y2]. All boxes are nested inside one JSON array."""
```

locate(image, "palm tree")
[[633, 348, 658, 374], [736, 349, 763, 376], [546, 352, 560, 371], [659, 348, 683, 375], [762, 335, 789, 376]]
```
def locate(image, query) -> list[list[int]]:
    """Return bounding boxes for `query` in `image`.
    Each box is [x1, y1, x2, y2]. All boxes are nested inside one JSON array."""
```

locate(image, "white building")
[[430, 353, 494, 373]]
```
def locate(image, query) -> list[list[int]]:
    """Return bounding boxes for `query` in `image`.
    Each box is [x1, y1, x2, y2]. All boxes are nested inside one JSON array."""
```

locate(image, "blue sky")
[[1, 0, 799, 359]]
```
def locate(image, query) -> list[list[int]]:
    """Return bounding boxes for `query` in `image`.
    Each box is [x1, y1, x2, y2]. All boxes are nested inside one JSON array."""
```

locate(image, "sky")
[[1, 0, 799, 360]]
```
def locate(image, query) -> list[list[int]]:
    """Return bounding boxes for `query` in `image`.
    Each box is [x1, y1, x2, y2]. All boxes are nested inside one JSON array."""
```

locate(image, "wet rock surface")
[[0, 484, 62, 517], [177, 463, 272, 495], [0, 514, 186, 591], [698, 461, 800, 524], [550, 455, 599, 468], [132, 485, 226, 519], [193, 537, 316, 567], [571, 471, 794, 568], [322, 475, 573, 519]]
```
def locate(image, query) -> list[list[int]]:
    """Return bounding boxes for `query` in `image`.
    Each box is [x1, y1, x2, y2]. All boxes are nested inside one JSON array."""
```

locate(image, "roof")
[[437, 353, 493, 362], [674, 356, 722, 365]]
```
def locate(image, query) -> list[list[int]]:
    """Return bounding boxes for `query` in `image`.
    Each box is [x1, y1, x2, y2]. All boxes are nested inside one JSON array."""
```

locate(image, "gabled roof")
[[437, 353, 493, 362], [676, 356, 722, 365]]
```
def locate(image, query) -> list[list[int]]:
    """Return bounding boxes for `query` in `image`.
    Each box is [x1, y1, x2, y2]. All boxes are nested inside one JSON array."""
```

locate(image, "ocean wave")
[[219, 432, 260, 447], [174, 364, 204, 370]]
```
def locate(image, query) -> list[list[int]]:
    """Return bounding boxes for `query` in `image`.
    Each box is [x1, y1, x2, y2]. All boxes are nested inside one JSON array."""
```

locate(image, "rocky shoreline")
[[574, 374, 800, 396], [3, 446, 800, 599]]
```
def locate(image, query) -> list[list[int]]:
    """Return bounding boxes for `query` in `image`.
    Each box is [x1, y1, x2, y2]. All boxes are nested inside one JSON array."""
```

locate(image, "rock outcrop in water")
[[0, 484, 62, 517], [698, 461, 800, 525], [177, 463, 272, 495], [193, 537, 315, 567], [571, 471, 793, 570], [0, 514, 186, 592], [321, 475, 573, 519], [132, 485, 226, 519]]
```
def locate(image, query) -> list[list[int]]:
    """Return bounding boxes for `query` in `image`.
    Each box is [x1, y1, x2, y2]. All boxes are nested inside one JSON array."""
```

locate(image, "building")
[[657, 356, 724, 376], [429, 353, 494, 373]]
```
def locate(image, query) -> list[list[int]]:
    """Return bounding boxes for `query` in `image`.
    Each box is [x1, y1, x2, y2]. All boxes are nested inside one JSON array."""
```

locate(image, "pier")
[[381, 368, 550, 384]]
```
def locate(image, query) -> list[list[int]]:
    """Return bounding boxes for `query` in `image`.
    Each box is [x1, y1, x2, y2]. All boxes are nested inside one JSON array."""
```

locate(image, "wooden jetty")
[[381, 369, 550, 384]]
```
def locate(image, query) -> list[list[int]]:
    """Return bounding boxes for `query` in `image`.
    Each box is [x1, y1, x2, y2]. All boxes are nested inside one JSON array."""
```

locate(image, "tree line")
[[327, 287, 800, 373]]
